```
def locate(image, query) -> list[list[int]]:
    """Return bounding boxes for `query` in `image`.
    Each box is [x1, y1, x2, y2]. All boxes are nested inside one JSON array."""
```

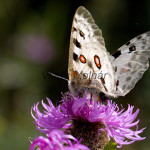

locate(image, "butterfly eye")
[[94, 55, 101, 69], [80, 55, 86, 63]]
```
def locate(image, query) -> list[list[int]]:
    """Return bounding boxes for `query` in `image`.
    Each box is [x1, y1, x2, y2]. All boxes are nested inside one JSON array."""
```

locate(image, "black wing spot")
[[125, 41, 130, 45], [112, 50, 121, 59], [73, 38, 81, 49], [129, 46, 136, 53], [73, 27, 77, 32], [73, 52, 78, 61]]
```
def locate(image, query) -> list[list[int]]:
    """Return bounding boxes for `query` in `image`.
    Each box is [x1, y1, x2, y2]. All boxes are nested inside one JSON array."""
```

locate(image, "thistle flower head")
[[31, 92, 146, 148], [31, 99, 70, 133]]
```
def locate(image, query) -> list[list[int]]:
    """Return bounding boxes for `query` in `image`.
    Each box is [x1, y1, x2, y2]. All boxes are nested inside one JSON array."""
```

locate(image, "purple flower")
[[31, 99, 70, 133], [30, 129, 89, 150], [31, 92, 146, 148]]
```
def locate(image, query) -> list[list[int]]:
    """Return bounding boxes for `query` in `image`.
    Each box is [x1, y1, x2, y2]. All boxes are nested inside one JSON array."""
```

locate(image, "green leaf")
[[104, 138, 117, 150]]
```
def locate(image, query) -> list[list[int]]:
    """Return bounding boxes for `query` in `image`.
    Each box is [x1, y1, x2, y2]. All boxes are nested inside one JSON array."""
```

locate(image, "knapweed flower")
[[30, 129, 89, 150], [31, 92, 146, 149]]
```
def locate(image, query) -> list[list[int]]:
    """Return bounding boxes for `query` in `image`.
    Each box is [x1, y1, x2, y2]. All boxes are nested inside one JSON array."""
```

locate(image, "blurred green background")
[[0, 0, 149, 149]]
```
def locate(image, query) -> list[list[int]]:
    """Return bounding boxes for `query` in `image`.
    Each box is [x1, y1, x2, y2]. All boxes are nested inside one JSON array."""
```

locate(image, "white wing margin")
[[111, 31, 150, 96]]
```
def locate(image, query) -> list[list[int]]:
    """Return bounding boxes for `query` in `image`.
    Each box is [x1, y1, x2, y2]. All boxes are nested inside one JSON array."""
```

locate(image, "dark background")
[[0, 0, 149, 149]]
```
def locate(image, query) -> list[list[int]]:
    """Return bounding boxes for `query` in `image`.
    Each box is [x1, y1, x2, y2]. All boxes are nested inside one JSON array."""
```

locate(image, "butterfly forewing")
[[68, 6, 117, 99], [68, 6, 105, 78], [111, 32, 150, 96]]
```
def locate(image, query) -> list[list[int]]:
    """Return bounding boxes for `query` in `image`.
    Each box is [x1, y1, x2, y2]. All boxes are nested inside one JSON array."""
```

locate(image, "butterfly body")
[[68, 6, 150, 101]]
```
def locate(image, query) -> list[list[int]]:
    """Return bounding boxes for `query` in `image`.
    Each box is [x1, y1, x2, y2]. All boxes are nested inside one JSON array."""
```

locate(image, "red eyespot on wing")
[[94, 55, 101, 69], [80, 55, 86, 63]]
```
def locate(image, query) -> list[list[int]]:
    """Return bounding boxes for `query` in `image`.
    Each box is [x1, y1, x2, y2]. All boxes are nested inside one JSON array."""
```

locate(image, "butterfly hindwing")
[[111, 32, 150, 96]]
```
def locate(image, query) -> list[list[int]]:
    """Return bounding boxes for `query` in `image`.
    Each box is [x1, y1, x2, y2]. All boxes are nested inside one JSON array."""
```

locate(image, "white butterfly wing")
[[68, 6, 117, 98], [111, 32, 150, 96], [68, 6, 105, 78]]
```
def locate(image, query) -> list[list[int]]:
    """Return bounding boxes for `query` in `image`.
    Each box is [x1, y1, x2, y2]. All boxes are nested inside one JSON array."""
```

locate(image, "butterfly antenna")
[[48, 72, 69, 82]]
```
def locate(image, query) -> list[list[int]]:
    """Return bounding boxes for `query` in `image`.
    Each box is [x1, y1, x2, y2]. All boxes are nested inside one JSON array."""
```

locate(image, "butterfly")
[[68, 6, 150, 101]]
